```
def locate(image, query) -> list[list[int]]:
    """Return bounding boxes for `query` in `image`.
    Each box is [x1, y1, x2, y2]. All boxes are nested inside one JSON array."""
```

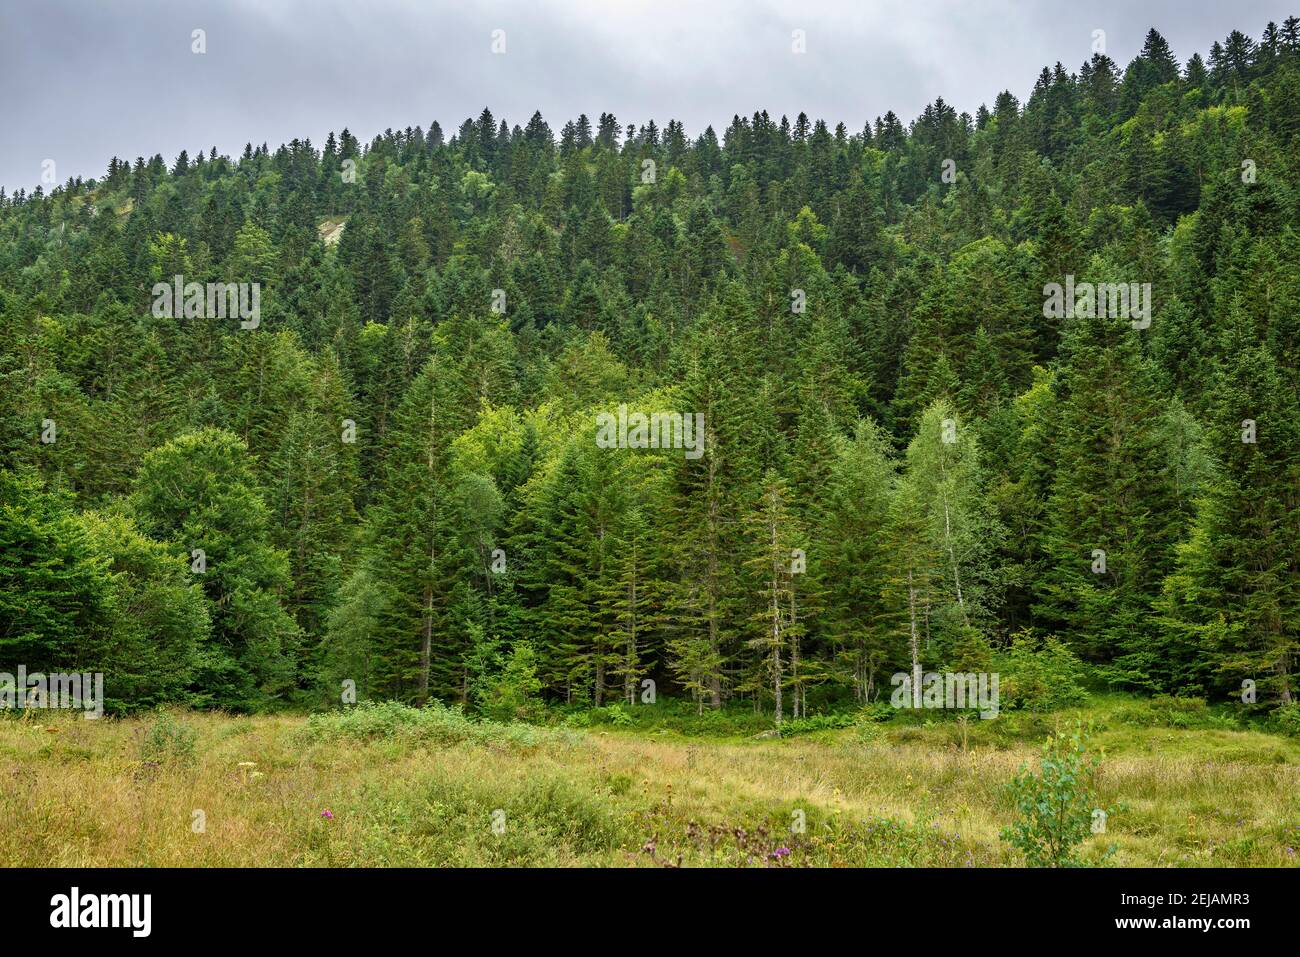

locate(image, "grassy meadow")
[[2, 696, 1297, 868]]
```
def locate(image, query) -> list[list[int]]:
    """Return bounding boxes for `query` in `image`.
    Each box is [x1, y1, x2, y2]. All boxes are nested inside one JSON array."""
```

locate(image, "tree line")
[[1, 21, 1298, 718]]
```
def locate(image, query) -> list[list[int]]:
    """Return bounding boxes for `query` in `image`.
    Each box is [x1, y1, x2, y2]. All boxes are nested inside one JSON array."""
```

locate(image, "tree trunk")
[[595, 526, 606, 707], [938, 456, 970, 627], [625, 561, 638, 706], [789, 592, 801, 719], [419, 363, 438, 704], [908, 567, 922, 710], [707, 439, 722, 708], [419, 586, 432, 703], [771, 510, 783, 727], [942, 492, 969, 625]]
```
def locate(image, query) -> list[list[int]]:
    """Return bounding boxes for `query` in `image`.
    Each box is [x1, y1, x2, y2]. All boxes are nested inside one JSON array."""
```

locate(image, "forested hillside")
[[2, 21, 1298, 719]]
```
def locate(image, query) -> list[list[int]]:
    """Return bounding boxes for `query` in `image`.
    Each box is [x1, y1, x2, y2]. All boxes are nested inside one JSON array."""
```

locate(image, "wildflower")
[[321, 809, 334, 820]]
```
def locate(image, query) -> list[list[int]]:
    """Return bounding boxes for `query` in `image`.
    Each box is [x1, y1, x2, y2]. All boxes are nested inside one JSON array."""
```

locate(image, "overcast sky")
[[2, 0, 1294, 191]]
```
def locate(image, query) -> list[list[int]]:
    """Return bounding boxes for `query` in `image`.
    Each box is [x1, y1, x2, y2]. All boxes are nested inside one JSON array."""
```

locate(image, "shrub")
[[568, 703, 636, 728], [1112, 695, 1241, 731], [475, 642, 544, 723], [945, 625, 993, 673], [852, 716, 885, 743], [564, 697, 775, 737], [777, 713, 857, 737], [594, 702, 634, 727], [858, 700, 896, 722], [1001, 723, 1113, 867], [1270, 703, 1300, 737], [301, 700, 577, 751], [996, 631, 1089, 712], [139, 711, 197, 768]]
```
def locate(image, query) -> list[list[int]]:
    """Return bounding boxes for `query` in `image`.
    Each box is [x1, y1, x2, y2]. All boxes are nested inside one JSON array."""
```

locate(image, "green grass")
[[0, 694, 1296, 867]]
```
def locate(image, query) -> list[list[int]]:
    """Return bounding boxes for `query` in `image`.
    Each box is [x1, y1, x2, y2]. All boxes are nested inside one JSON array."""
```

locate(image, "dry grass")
[[1, 707, 1297, 867]]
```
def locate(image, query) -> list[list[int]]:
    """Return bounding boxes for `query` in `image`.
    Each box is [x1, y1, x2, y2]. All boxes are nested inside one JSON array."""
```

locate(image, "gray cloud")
[[1, 0, 1294, 190]]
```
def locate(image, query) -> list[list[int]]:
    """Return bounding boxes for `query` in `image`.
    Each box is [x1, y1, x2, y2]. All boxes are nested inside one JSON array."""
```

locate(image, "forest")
[[2, 18, 1298, 730]]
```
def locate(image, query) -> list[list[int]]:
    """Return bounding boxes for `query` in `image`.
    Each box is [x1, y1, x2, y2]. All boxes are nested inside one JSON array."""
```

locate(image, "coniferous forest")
[[3, 17, 1300, 736]]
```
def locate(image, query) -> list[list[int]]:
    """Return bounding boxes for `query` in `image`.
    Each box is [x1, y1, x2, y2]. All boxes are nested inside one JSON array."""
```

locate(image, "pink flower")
[[321, 809, 334, 820]]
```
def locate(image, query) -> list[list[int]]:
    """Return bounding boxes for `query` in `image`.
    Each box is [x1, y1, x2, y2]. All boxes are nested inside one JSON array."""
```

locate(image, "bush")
[[852, 716, 885, 744], [1001, 723, 1113, 867], [475, 642, 544, 723], [1147, 695, 1239, 730], [1270, 703, 1300, 737], [858, 700, 896, 722], [591, 702, 634, 727], [777, 713, 857, 737], [138, 711, 197, 768], [566, 703, 636, 728], [996, 631, 1089, 712], [1111, 695, 1241, 731], [302, 700, 577, 751], [945, 625, 993, 673], [563, 697, 775, 737]]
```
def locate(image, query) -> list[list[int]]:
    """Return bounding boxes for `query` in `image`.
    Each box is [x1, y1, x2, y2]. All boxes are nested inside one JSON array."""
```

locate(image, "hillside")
[[1, 19, 1298, 730]]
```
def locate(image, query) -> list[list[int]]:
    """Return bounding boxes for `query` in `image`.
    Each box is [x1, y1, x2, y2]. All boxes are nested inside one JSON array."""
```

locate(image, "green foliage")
[[318, 565, 386, 704], [138, 711, 198, 768], [996, 631, 1090, 712], [584, 702, 634, 727], [1110, 694, 1242, 731], [566, 697, 774, 737], [0, 471, 114, 670], [1033, 308, 1184, 687], [301, 700, 576, 750], [776, 712, 858, 737], [1270, 703, 1300, 737], [3, 17, 1299, 718], [817, 420, 898, 703], [129, 429, 299, 709], [1001, 724, 1113, 867], [80, 512, 209, 710], [475, 641, 544, 722]]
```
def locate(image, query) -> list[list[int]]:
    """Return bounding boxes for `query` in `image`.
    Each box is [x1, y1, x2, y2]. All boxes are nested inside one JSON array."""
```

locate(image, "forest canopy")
[[1, 20, 1298, 720]]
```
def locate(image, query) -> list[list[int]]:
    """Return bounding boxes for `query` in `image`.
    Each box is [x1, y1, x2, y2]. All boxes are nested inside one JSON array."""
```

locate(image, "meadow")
[[2, 696, 1296, 868]]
